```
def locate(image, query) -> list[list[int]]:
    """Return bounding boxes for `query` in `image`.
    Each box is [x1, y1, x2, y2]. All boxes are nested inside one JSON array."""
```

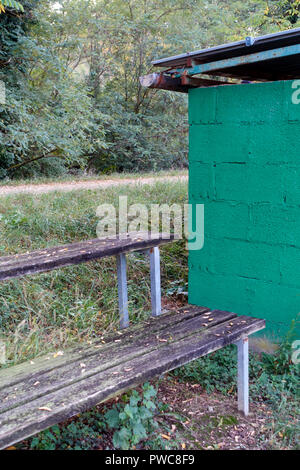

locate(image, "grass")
[[0, 180, 188, 366], [0, 169, 188, 187], [0, 178, 298, 450]]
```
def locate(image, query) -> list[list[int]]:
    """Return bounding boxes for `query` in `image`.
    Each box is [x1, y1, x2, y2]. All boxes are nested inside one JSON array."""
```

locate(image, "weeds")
[[22, 383, 175, 450], [172, 331, 299, 450], [104, 383, 172, 450], [0, 181, 188, 366]]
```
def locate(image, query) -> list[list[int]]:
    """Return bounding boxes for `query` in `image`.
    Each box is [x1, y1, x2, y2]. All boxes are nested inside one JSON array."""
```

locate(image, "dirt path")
[[0, 175, 188, 197]]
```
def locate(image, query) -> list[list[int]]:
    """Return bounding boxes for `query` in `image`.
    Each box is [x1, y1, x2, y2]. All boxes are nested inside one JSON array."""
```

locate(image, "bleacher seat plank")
[[0, 306, 209, 390], [0, 307, 265, 449], [0, 232, 174, 281], [0, 308, 235, 411]]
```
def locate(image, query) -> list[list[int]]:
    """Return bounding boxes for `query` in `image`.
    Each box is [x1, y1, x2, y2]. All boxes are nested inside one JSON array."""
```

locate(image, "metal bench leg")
[[149, 247, 161, 317], [237, 337, 249, 416], [116, 253, 129, 329]]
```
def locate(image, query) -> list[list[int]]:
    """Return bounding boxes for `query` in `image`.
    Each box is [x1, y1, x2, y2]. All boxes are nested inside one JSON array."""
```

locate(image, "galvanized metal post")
[[149, 247, 161, 316], [116, 253, 129, 329], [237, 337, 249, 416]]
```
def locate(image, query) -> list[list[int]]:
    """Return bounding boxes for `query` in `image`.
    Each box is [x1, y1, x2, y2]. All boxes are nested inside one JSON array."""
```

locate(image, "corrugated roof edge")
[[152, 27, 300, 68]]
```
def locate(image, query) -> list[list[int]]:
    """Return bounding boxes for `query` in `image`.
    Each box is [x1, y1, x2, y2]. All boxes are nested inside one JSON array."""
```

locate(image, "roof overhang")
[[140, 27, 300, 93]]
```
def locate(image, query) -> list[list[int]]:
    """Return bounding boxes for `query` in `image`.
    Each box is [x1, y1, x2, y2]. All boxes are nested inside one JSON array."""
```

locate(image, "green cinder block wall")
[[188, 79, 300, 339]]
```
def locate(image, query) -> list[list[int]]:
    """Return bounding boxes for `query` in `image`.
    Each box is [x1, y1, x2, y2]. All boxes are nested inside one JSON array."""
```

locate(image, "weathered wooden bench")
[[0, 232, 265, 449]]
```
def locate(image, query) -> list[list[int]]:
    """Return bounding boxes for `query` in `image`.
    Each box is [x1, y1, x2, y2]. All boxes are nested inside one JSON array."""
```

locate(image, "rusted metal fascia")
[[139, 72, 233, 93], [171, 44, 300, 79], [139, 73, 189, 93]]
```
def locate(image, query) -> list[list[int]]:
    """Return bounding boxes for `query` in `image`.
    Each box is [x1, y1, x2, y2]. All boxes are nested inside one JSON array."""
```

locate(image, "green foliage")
[[25, 383, 172, 450], [104, 383, 159, 450], [0, 0, 24, 13], [28, 411, 106, 450], [266, 0, 300, 25], [1, 0, 296, 178], [173, 344, 238, 394]]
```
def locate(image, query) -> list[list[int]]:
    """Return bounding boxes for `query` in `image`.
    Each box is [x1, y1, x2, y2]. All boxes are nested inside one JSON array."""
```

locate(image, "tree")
[[265, 0, 300, 25], [0, 0, 107, 178], [1, 0, 298, 178], [0, 0, 24, 14]]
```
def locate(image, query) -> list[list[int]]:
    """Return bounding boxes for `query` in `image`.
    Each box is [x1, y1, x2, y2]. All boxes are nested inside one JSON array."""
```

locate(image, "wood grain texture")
[[0, 306, 265, 449], [0, 232, 175, 281]]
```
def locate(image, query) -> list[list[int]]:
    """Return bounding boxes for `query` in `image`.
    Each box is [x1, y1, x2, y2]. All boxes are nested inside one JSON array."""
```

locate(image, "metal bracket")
[[116, 246, 162, 328], [236, 337, 249, 416], [116, 253, 129, 329], [149, 247, 162, 317], [245, 36, 256, 47]]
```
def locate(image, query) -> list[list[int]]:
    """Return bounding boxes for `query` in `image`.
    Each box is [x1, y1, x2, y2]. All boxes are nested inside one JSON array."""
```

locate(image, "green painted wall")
[[188, 79, 300, 339]]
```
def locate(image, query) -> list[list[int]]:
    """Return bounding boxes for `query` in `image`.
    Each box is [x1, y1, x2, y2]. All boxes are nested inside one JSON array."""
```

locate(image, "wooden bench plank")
[[0, 232, 175, 281], [0, 309, 237, 413], [0, 310, 265, 449], [0, 306, 209, 389]]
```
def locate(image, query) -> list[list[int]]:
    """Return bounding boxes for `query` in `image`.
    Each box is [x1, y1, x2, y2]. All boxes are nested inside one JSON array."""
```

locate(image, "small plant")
[[104, 383, 160, 450], [172, 344, 237, 394], [166, 280, 188, 298], [27, 412, 106, 450]]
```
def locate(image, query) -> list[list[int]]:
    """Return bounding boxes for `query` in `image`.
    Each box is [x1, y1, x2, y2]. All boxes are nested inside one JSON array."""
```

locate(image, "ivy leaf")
[[104, 408, 120, 429], [113, 427, 131, 450]]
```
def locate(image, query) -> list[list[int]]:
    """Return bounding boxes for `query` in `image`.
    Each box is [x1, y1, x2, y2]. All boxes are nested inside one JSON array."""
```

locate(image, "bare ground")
[[0, 175, 188, 197], [155, 377, 272, 450], [15, 376, 274, 451]]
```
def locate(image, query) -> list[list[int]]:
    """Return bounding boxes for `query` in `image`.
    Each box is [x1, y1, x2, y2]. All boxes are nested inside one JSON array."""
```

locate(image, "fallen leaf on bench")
[[53, 351, 64, 358], [38, 406, 52, 412]]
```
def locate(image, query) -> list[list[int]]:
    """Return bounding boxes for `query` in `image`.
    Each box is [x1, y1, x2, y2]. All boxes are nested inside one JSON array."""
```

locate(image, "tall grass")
[[0, 181, 188, 366]]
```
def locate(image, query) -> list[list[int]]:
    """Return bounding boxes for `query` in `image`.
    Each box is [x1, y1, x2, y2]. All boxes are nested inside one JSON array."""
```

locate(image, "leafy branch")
[[0, 0, 24, 14]]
